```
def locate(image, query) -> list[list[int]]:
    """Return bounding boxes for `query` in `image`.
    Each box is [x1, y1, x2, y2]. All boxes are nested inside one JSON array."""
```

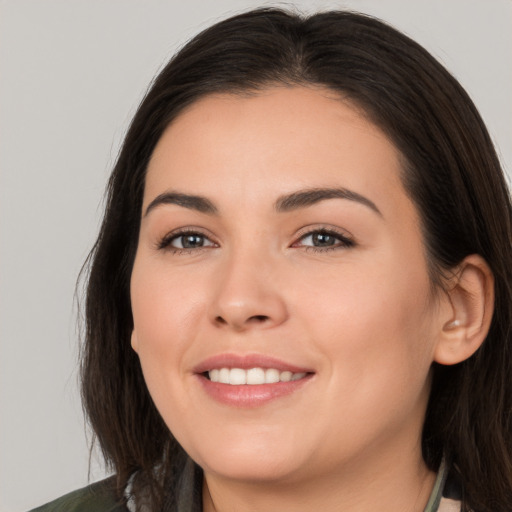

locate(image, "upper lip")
[[193, 353, 314, 374]]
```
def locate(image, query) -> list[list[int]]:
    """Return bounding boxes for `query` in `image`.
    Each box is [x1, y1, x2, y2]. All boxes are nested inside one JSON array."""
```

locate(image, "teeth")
[[266, 368, 280, 383], [208, 367, 307, 385], [247, 367, 265, 384], [280, 371, 292, 382], [219, 368, 230, 384], [229, 368, 246, 385]]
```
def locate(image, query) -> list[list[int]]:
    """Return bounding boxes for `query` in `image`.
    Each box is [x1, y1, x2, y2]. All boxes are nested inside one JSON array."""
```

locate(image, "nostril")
[[249, 315, 269, 323], [213, 314, 272, 329]]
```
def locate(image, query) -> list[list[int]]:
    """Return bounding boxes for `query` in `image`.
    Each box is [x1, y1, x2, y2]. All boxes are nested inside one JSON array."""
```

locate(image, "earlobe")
[[434, 254, 494, 365], [131, 330, 139, 353]]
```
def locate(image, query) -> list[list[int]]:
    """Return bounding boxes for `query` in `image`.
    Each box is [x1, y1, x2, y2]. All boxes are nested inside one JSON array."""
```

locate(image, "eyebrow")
[[144, 192, 218, 217], [144, 187, 381, 217], [275, 187, 382, 216]]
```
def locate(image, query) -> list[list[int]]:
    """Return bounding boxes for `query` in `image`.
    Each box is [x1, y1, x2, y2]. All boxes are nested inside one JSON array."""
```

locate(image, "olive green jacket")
[[29, 477, 128, 512]]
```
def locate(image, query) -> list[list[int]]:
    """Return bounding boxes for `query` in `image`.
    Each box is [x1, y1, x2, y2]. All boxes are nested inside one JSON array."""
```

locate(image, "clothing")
[[28, 476, 128, 512], [29, 458, 461, 512]]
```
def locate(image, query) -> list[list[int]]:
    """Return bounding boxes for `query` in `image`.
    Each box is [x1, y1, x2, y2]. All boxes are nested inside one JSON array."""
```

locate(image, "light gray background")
[[1, 1, 510, 510]]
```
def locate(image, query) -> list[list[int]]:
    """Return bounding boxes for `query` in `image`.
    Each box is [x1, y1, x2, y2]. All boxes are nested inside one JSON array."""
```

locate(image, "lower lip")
[[197, 374, 313, 408]]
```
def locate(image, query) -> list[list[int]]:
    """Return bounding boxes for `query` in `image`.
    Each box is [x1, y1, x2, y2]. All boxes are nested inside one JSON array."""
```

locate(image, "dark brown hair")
[[81, 8, 512, 511]]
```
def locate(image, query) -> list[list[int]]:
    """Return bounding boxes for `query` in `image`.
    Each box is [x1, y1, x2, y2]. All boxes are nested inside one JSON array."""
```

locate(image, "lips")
[[194, 354, 314, 407]]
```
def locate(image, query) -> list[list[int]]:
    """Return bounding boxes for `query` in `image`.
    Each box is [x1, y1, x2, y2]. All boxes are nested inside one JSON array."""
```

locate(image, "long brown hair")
[[81, 8, 512, 511]]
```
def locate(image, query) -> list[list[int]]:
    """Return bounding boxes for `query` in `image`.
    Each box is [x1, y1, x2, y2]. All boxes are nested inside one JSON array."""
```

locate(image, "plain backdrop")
[[1, 1, 510, 510]]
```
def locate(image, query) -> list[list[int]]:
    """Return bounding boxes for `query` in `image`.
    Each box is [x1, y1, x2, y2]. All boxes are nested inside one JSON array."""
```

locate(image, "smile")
[[207, 367, 307, 385], [194, 354, 314, 407]]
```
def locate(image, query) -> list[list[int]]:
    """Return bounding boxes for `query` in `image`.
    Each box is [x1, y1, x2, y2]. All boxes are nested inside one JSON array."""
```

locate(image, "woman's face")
[[130, 86, 446, 485]]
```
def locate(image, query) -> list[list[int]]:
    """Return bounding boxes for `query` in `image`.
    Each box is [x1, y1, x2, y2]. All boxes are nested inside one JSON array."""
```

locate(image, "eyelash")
[[157, 227, 355, 255]]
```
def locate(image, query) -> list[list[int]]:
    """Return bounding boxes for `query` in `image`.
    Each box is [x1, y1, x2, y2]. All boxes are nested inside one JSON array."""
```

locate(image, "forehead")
[[144, 86, 408, 217]]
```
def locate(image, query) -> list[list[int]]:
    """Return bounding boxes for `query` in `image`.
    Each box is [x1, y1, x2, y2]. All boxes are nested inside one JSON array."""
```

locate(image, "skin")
[[130, 86, 477, 511]]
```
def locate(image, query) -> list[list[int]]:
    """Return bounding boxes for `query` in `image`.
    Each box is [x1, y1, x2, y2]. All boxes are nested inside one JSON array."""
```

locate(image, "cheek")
[[131, 258, 206, 343], [129, 257, 209, 402], [298, 270, 435, 460], [296, 253, 436, 396]]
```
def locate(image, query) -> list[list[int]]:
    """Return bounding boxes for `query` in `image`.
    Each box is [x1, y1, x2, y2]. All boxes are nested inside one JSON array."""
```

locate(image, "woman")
[[32, 7, 512, 512]]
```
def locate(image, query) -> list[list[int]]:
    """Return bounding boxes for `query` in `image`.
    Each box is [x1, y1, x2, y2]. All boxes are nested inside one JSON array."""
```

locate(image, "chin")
[[202, 455, 302, 483], [186, 431, 309, 483]]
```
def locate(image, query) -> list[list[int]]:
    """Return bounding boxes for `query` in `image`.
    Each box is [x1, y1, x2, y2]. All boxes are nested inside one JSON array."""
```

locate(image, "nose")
[[209, 251, 288, 332]]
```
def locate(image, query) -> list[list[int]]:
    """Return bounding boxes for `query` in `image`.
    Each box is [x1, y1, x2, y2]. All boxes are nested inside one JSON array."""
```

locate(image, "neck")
[[202, 444, 436, 512]]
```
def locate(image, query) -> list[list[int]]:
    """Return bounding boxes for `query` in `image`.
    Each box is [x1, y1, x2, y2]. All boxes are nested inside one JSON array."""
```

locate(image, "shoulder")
[[28, 476, 129, 512]]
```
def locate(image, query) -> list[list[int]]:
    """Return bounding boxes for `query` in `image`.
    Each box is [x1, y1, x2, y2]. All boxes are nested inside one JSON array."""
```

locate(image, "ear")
[[131, 330, 139, 353], [434, 254, 494, 365]]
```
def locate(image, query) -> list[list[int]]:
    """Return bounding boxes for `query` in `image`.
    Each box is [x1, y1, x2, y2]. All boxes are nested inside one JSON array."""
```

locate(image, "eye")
[[158, 230, 217, 252], [294, 229, 354, 252], [171, 233, 214, 249]]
